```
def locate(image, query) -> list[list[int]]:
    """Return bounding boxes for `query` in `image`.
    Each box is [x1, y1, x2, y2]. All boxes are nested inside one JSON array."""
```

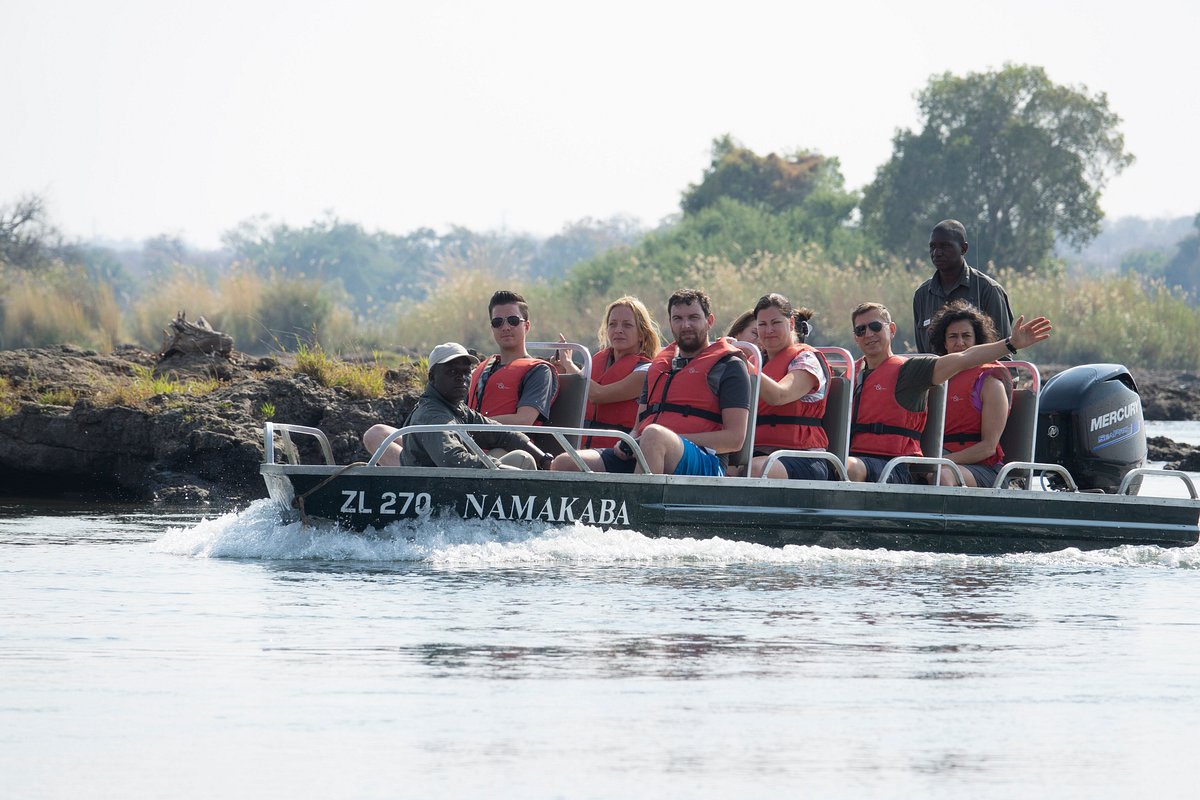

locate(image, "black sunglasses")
[[853, 320, 885, 337], [490, 315, 525, 329]]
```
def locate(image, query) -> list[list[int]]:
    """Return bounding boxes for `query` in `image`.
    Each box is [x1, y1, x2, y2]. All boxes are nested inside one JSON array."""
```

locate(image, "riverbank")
[[1, 346, 1197, 503]]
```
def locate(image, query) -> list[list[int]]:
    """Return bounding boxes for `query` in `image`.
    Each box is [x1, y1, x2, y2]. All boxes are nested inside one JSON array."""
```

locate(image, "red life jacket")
[[943, 363, 1011, 466], [755, 343, 829, 450], [850, 356, 926, 457], [638, 340, 740, 436], [583, 347, 650, 448], [467, 356, 558, 422]]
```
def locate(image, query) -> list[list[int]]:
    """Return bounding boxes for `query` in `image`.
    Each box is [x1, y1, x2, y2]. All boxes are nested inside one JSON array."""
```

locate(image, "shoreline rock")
[[1, 346, 1197, 504]]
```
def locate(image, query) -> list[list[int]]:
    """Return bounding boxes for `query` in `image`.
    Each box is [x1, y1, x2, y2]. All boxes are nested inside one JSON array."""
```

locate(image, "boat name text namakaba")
[[337, 489, 630, 525]]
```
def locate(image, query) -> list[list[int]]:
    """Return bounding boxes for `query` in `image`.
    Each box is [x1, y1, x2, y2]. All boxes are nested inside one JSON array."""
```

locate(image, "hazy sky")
[[5, 0, 1197, 248]]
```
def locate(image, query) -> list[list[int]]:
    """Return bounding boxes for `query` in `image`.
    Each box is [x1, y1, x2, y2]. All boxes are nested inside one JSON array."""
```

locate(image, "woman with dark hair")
[[726, 309, 759, 345], [743, 293, 831, 480], [927, 299, 1013, 487]]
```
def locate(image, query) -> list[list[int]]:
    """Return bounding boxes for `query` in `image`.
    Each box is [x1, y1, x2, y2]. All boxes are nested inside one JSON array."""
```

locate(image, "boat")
[[259, 343, 1200, 554]]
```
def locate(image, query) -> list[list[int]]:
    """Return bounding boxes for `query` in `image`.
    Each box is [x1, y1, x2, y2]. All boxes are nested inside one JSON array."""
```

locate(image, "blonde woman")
[[554, 296, 661, 449]]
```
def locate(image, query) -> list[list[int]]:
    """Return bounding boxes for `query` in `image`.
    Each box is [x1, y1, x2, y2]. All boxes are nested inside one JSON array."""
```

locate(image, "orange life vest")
[[850, 356, 926, 457], [755, 343, 829, 450], [583, 348, 649, 448], [943, 363, 1010, 466], [638, 340, 740, 436], [467, 356, 558, 422]]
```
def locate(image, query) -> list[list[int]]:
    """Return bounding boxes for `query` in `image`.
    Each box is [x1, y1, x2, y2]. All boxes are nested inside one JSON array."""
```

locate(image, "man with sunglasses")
[[847, 302, 1051, 483], [913, 219, 1013, 354], [467, 290, 558, 428]]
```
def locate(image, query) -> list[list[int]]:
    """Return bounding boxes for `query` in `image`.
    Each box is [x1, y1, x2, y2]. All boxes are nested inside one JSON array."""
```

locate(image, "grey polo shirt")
[[912, 264, 1013, 353]]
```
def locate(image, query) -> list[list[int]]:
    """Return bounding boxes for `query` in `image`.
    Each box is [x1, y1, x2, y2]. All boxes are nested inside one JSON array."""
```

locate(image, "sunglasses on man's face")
[[491, 315, 525, 329], [853, 320, 886, 337]]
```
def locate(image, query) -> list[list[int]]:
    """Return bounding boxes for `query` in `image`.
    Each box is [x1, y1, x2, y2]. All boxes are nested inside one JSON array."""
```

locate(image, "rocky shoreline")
[[1, 346, 1198, 505]]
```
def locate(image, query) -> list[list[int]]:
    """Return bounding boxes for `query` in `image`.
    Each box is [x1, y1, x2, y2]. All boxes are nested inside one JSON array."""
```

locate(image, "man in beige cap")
[[362, 342, 554, 470]]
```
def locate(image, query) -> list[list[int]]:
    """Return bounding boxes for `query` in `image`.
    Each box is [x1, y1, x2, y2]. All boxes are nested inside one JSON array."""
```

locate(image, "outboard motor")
[[1035, 364, 1146, 492]]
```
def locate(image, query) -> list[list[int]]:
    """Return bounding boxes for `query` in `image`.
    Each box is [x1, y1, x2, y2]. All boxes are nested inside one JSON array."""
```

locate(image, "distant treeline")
[[2, 63, 1199, 368]]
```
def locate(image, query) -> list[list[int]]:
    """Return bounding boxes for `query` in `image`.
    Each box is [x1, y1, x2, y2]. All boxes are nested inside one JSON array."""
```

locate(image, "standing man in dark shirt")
[[913, 219, 1014, 353]]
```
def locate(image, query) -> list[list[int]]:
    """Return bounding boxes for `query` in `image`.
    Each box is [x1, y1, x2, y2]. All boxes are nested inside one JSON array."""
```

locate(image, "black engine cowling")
[[1035, 364, 1146, 492]]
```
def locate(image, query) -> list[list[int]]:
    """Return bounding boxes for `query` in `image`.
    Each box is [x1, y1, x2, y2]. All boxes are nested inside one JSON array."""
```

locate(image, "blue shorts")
[[856, 455, 913, 485], [778, 457, 831, 481], [673, 439, 724, 477]]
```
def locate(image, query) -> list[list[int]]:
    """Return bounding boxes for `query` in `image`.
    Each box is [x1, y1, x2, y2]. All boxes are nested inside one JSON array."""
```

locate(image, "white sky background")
[[4, 0, 1197, 249]]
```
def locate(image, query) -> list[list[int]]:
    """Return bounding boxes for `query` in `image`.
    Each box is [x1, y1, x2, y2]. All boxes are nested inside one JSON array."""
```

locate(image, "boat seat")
[[526, 341, 591, 455], [822, 374, 851, 468], [727, 341, 761, 474], [538, 371, 588, 454], [902, 381, 949, 483]]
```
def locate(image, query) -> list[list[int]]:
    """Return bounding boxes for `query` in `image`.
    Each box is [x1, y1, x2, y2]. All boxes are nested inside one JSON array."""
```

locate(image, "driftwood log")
[[159, 312, 233, 358]]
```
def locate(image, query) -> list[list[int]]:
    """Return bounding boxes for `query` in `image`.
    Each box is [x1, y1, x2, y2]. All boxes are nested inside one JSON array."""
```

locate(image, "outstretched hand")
[[1010, 314, 1053, 350]]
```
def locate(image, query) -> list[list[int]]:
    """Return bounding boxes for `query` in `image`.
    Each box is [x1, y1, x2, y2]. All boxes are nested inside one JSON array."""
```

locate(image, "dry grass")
[[293, 342, 389, 399], [94, 365, 222, 408]]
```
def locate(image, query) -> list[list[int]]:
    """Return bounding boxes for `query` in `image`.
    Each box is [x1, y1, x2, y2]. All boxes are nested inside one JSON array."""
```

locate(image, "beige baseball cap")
[[427, 342, 480, 369]]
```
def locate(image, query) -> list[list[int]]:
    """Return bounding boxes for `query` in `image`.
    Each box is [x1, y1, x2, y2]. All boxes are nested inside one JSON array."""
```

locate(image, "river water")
[[3, 423, 1199, 798]]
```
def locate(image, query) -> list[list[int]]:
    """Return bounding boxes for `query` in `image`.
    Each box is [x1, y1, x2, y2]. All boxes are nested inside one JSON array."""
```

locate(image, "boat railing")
[[264, 423, 336, 466], [369, 423, 650, 474], [1118, 467, 1199, 499], [993, 461, 1078, 491], [759, 450, 850, 482], [878, 456, 967, 486]]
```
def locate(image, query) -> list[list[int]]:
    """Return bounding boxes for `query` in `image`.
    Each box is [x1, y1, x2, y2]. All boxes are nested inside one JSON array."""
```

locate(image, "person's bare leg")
[[846, 456, 868, 482], [636, 424, 685, 475], [363, 424, 403, 466], [550, 450, 608, 472]]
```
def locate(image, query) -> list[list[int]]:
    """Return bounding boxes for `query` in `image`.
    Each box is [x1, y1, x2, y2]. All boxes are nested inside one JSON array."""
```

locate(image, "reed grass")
[[293, 342, 389, 399], [95, 365, 221, 408]]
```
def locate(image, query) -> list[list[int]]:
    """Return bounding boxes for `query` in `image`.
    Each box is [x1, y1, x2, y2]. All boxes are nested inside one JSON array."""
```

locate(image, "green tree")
[[0, 194, 63, 270], [1162, 213, 1200, 302], [682, 135, 844, 216], [861, 64, 1133, 270]]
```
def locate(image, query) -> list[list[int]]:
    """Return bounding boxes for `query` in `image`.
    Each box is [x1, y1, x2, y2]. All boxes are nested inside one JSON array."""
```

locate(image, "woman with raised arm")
[[927, 299, 1013, 487], [554, 296, 661, 449], [745, 293, 832, 480]]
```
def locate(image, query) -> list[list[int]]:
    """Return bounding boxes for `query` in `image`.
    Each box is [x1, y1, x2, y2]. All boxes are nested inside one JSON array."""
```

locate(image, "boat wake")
[[151, 498, 1200, 569]]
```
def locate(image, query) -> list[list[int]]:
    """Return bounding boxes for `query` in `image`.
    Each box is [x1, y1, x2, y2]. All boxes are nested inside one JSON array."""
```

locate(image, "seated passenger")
[[468, 289, 558, 426], [553, 295, 661, 448], [846, 302, 1051, 484], [363, 343, 554, 470], [927, 300, 1013, 487], [726, 309, 760, 345], [551, 288, 751, 476], [745, 294, 831, 480]]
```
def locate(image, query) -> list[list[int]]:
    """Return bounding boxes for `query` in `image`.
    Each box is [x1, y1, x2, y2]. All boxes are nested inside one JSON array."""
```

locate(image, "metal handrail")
[[368, 423, 649, 474], [264, 423, 335, 466], [993, 461, 1078, 491], [759, 449, 850, 482], [877, 455, 967, 486], [1118, 467, 1199, 499]]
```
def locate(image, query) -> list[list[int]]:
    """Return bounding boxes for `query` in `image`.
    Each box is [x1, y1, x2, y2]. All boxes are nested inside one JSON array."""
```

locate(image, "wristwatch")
[[538, 452, 555, 469], [1004, 337, 1018, 355]]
